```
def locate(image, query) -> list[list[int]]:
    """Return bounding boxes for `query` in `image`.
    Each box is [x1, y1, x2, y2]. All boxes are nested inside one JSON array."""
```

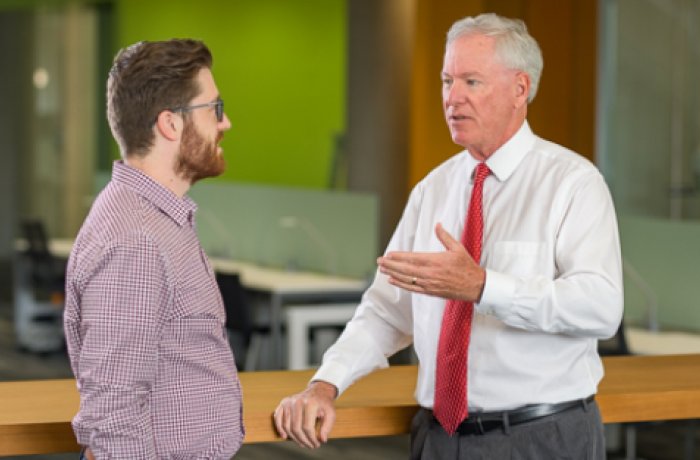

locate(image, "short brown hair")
[[106, 39, 213, 157]]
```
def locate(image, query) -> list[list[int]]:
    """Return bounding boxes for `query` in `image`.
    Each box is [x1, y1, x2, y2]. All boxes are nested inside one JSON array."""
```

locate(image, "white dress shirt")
[[313, 121, 623, 411]]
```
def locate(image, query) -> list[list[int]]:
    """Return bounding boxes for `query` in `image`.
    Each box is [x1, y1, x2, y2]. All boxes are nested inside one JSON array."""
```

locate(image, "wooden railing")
[[1, 354, 700, 456]]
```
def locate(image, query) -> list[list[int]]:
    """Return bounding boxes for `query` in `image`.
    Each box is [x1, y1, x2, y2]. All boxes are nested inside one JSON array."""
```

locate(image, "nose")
[[219, 112, 232, 131], [444, 80, 466, 107]]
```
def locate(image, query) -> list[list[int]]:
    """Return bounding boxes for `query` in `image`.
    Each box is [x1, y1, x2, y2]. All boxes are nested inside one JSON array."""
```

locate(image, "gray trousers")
[[410, 400, 605, 460]]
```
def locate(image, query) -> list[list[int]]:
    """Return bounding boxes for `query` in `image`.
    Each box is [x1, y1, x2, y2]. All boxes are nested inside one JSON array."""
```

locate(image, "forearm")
[[314, 282, 413, 395]]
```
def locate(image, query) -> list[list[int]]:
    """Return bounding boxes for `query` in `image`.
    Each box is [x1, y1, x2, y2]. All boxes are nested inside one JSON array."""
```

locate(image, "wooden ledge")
[[2, 354, 700, 456]]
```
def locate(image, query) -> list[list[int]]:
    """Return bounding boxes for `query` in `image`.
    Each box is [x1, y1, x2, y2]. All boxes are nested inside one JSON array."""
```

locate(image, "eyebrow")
[[440, 71, 483, 79]]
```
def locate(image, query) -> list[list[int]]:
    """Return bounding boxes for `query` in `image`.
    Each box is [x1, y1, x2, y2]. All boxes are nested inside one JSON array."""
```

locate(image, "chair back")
[[19, 219, 65, 293], [216, 273, 253, 339], [21, 220, 52, 261], [598, 319, 631, 356]]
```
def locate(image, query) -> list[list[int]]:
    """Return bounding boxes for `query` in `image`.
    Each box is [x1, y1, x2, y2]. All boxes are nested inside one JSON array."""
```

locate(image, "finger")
[[435, 223, 462, 251], [377, 257, 410, 279], [378, 253, 408, 270], [386, 273, 425, 294], [301, 399, 322, 448], [284, 399, 305, 446], [380, 251, 428, 267], [284, 402, 297, 442], [273, 403, 289, 439], [318, 406, 336, 443], [288, 401, 314, 449], [380, 254, 432, 279], [383, 268, 420, 289], [380, 262, 412, 282]]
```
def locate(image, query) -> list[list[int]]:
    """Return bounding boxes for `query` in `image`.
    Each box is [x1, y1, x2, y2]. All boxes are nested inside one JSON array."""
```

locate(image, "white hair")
[[447, 13, 544, 103]]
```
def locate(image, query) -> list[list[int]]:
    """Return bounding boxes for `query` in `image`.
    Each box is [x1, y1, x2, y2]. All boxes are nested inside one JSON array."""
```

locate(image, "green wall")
[[116, 0, 346, 188]]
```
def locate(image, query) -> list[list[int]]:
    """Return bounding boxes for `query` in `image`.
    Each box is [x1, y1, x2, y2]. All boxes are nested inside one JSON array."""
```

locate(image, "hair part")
[[106, 39, 213, 158], [446, 13, 543, 104]]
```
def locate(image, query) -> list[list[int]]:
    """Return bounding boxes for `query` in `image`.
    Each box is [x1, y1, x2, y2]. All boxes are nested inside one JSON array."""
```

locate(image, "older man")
[[274, 13, 622, 460]]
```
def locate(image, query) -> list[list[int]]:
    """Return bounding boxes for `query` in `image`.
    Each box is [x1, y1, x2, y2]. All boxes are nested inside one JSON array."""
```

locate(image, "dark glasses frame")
[[169, 98, 224, 122]]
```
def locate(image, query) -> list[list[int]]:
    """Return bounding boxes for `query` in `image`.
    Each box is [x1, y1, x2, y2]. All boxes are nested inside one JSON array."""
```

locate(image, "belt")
[[432, 395, 595, 436]]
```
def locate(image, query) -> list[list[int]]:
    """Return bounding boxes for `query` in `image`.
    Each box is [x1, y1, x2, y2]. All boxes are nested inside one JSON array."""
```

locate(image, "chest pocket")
[[488, 241, 545, 278]]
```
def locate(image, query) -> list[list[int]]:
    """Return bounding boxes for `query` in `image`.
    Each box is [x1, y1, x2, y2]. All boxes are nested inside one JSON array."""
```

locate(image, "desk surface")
[[2, 354, 700, 455], [25, 239, 368, 295], [209, 257, 367, 294], [627, 327, 700, 355]]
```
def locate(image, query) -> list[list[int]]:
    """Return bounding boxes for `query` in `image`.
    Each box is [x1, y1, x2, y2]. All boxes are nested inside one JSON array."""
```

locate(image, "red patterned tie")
[[434, 162, 491, 435]]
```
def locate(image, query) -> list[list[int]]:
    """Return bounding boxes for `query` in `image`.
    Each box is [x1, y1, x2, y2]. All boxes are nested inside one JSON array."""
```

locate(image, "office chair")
[[14, 219, 65, 354], [20, 219, 65, 302], [216, 273, 268, 371], [598, 319, 630, 357]]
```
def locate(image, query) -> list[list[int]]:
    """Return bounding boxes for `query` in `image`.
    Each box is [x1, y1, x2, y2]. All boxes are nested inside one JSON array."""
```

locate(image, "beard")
[[174, 119, 226, 183]]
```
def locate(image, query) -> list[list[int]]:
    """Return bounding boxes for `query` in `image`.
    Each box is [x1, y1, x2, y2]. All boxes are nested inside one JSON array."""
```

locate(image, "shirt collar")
[[468, 121, 536, 182], [111, 160, 197, 227]]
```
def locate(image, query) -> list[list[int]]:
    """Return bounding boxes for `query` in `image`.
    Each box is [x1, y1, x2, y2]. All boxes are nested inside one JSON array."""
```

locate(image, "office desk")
[[45, 238, 74, 257], [22, 239, 367, 368], [285, 303, 358, 369], [2, 355, 700, 455], [627, 327, 700, 355], [210, 257, 366, 367]]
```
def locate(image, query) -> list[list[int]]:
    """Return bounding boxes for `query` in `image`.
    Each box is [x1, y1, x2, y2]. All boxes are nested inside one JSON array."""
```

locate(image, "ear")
[[513, 71, 531, 107], [154, 110, 182, 142]]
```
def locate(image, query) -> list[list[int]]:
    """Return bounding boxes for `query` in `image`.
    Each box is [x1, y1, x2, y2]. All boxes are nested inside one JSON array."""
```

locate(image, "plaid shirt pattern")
[[64, 161, 244, 459]]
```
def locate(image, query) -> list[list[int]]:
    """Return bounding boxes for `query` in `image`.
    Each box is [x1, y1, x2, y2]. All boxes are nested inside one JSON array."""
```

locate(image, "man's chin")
[[215, 157, 226, 174], [185, 160, 226, 184], [451, 135, 469, 148], [207, 158, 227, 179]]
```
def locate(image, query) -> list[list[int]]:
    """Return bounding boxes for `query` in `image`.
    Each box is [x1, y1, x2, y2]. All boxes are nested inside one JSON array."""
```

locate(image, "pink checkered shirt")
[[64, 161, 244, 459]]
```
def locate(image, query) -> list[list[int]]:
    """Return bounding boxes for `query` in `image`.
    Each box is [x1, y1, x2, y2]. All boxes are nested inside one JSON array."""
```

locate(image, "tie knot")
[[474, 163, 491, 184]]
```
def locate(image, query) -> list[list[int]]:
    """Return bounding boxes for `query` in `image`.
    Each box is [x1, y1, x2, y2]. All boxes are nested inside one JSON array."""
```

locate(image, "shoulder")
[[71, 182, 168, 272], [527, 136, 604, 186], [534, 137, 598, 170], [78, 183, 146, 246]]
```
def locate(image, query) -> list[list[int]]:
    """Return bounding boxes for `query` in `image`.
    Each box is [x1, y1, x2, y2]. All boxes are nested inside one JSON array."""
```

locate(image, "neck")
[[124, 152, 190, 197], [470, 113, 526, 161]]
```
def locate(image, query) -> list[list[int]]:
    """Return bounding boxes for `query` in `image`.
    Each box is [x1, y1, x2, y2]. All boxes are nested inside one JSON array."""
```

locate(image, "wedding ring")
[[411, 277, 417, 285]]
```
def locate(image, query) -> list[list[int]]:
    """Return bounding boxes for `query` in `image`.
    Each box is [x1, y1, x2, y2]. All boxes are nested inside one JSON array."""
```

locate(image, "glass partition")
[[598, 0, 700, 347], [598, 0, 700, 219]]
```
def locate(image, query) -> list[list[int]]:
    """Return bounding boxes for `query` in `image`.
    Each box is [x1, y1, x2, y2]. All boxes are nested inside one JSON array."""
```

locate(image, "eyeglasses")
[[169, 98, 224, 122]]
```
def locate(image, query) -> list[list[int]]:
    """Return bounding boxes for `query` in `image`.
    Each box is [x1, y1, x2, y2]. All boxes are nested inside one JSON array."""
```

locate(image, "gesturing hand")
[[377, 223, 486, 302]]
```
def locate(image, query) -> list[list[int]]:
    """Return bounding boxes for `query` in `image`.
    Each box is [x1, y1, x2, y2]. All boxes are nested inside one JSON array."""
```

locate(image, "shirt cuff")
[[312, 361, 353, 396], [477, 269, 518, 318]]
